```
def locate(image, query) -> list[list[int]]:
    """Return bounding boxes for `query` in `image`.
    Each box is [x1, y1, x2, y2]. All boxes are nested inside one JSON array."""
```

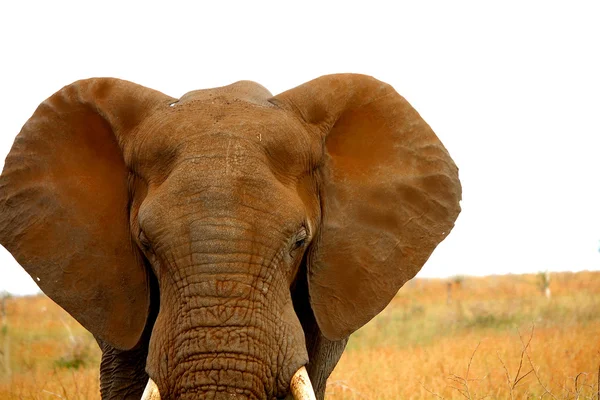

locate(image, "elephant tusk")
[[289, 366, 316, 400], [141, 378, 161, 400], [141, 370, 314, 400]]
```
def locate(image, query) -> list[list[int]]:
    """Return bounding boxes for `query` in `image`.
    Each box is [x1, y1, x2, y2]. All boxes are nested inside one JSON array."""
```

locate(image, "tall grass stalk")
[[1, 292, 10, 377]]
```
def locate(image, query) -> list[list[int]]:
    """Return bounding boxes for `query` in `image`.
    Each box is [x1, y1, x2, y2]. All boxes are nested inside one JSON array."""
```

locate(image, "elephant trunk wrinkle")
[[148, 254, 301, 399], [169, 350, 271, 399], [156, 292, 283, 399]]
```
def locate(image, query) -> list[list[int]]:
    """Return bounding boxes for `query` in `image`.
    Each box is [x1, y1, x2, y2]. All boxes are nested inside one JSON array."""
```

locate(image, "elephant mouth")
[[141, 366, 316, 400]]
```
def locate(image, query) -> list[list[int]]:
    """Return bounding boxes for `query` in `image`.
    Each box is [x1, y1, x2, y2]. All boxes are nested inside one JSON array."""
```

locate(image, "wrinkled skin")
[[0, 74, 461, 399]]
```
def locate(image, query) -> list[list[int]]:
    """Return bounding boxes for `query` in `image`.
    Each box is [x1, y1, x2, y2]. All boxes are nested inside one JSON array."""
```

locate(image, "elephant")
[[0, 74, 461, 400]]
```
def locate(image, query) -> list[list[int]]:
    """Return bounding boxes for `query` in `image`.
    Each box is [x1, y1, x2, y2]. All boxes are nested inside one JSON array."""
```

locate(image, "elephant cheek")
[[145, 311, 174, 397], [275, 299, 310, 396]]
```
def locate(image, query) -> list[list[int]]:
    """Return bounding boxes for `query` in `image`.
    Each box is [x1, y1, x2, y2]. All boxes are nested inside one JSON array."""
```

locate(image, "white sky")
[[1, 1, 599, 295]]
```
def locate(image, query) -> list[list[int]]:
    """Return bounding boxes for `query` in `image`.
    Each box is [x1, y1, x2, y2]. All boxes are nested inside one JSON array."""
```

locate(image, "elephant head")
[[0, 74, 461, 399]]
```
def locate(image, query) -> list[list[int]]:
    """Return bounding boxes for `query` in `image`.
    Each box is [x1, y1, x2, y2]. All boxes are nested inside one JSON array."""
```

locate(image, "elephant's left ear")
[[0, 79, 173, 349], [274, 74, 462, 340]]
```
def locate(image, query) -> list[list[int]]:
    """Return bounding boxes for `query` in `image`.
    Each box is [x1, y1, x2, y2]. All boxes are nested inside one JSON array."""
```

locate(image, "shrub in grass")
[[54, 337, 93, 370]]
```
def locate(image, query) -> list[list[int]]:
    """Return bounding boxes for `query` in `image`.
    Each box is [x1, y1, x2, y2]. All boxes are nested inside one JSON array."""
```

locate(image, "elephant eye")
[[290, 227, 308, 252], [292, 237, 306, 251], [139, 231, 152, 251]]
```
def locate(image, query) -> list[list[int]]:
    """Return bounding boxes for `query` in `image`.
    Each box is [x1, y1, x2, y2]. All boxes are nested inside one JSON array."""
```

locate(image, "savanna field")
[[1, 271, 598, 399]]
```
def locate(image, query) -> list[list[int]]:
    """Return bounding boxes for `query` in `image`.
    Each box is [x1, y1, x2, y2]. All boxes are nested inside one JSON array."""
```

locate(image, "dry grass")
[[0, 295, 100, 399], [328, 271, 600, 399], [0, 271, 598, 399], [327, 324, 599, 399]]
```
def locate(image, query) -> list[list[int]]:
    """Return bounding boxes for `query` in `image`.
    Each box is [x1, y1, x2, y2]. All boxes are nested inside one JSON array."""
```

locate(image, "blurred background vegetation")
[[1, 271, 599, 399]]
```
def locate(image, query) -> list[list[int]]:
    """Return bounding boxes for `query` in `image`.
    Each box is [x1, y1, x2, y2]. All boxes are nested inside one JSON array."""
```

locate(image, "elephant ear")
[[275, 74, 462, 340], [0, 78, 172, 349]]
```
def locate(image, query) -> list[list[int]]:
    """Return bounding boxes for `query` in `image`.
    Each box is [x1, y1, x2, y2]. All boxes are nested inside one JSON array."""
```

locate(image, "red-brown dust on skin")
[[0, 74, 462, 399]]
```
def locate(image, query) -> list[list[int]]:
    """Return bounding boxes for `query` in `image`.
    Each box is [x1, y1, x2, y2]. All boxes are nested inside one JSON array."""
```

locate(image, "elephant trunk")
[[145, 254, 309, 399], [141, 367, 316, 400]]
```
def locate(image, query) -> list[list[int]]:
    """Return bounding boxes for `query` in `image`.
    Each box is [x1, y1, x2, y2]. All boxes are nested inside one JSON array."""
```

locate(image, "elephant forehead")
[[138, 155, 308, 245], [131, 101, 320, 183], [177, 80, 274, 106]]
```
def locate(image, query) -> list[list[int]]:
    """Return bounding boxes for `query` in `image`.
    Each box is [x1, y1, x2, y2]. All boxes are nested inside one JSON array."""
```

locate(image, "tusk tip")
[[141, 368, 315, 400], [289, 366, 317, 400], [141, 378, 161, 400]]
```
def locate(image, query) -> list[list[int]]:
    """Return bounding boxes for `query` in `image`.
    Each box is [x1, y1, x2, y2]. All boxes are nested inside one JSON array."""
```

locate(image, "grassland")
[[1, 271, 599, 399]]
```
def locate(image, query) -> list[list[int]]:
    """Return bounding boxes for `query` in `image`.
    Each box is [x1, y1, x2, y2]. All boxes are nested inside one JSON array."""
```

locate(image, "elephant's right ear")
[[0, 79, 173, 350]]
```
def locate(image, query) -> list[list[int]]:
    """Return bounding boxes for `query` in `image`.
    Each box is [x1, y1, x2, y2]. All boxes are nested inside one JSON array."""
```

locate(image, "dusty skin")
[[0, 74, 461, 399]]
